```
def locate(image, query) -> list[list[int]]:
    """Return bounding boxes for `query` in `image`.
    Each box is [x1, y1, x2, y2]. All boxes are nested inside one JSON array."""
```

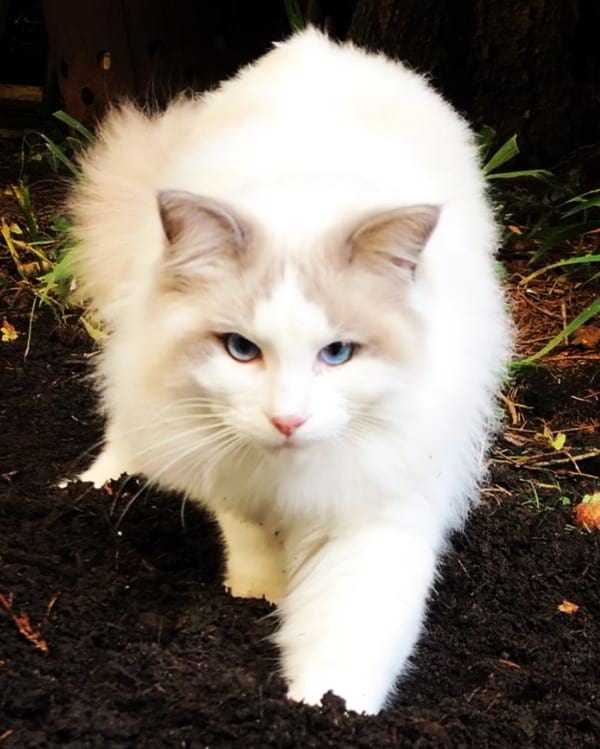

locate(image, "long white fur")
[[71, 29, 511, 713]]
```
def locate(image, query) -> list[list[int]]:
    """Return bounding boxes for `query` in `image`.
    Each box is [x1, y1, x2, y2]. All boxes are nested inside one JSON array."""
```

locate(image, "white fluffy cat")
[[70, 29, 510, 713]]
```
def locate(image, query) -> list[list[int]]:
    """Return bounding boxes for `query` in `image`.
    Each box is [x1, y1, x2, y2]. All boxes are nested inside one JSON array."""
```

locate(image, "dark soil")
[[1, 146, 599, 747], [1, 307, 599, 749]]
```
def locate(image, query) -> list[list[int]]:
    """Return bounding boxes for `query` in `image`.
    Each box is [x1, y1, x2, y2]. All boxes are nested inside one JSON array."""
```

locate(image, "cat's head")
[[152, 189, 439, 452]]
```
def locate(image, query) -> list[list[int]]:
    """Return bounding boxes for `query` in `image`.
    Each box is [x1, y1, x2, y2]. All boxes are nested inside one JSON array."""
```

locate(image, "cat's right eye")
[[221, 333, 262, 362]]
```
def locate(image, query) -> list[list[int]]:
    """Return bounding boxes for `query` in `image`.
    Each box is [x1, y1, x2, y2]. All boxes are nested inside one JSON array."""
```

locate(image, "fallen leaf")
[[1, 319, 18, 342], [0, 593, 48, 652], [574, 492, 600, 530], [45, 595, 59, 618], [508, 225, 523, 235], [498, 658, 521, 669], [558, 600, 579, 614], [20, 260, 52, 277], [534, 424, 566, 451], [572, 325, 600, 349]]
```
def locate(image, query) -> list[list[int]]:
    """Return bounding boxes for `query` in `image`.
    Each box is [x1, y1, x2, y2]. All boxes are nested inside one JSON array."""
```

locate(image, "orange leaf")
[[558, 600, 579, 614], [1, 319, 18, 343], [0, 593, 48, 652], [574, 492, 600, 530], [572, 325, 600, 349]]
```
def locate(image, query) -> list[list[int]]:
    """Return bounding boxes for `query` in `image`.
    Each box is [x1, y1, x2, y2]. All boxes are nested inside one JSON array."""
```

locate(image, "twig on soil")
[[499, 392, 519, 425], [0, 593, 48, 652], [490, 458, 599, 480], [24, 296, 37, 359], [527, 448, 600, 469]]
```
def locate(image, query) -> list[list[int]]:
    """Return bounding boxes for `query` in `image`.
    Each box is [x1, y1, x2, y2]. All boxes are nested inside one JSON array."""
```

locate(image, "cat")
[[69, 28, 511, 714]]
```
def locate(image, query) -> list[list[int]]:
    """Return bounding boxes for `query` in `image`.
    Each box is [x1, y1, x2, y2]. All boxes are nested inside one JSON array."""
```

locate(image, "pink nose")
[[270, 415, 306, 437]]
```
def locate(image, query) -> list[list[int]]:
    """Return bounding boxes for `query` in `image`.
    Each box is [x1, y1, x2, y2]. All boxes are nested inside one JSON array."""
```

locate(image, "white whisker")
[[114, 426, 241, 526]]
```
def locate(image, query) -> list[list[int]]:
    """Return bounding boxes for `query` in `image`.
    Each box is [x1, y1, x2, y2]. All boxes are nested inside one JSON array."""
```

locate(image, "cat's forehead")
[[252, 270, 333, 350]]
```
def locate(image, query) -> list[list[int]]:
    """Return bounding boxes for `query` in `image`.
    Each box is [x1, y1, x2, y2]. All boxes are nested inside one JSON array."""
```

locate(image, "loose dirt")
[[1, 171, 599, 747]]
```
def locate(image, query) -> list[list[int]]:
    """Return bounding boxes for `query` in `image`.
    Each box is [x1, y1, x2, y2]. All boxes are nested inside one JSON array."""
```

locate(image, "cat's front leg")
[[275, 521, 439, 714], [217, 511, 286, 604], [78, 427, 132, 487]]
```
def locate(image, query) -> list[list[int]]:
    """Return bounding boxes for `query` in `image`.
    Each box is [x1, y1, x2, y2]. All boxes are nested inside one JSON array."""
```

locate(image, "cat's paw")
[[77, 447, 130, 488], [286, 670, 383, 715]]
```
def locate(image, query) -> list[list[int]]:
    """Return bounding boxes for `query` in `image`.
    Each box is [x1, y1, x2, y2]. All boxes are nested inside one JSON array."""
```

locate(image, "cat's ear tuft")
[[349, 205, 440, 278], [157, 190, 246, 273]]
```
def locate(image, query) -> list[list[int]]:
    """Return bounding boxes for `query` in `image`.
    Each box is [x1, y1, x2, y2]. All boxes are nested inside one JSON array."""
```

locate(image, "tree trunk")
[[348, 0, 600, 168]]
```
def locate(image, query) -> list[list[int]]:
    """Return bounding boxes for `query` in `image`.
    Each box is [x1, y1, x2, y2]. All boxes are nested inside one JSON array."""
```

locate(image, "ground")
[[1, 168, 599, 748]]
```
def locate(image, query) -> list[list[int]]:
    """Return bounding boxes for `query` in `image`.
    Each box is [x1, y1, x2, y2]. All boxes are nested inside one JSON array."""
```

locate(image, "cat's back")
[[163, 29, 480, 201], [72, 29, 490, 314]]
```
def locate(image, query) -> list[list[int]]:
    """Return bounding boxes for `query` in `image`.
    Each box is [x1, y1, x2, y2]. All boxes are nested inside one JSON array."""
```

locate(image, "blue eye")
[[222, 333, 261, 362], [319, 341, 355, 366]]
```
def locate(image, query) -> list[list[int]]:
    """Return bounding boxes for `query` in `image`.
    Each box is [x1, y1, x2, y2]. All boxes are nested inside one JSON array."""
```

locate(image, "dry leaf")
[[558, 600, 579, 614], [507, 225, 523, 235], [574, 492, 600, 530], [498, 658, 521, 669], [0, 593, 49, 652], [534, 424, 566, 451], [572, 325, 600, 349], [1, 319, 18, 342]]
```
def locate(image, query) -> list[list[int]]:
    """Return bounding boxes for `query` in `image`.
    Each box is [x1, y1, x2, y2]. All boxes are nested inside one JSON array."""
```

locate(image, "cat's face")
[[154, 190, 439, 452]]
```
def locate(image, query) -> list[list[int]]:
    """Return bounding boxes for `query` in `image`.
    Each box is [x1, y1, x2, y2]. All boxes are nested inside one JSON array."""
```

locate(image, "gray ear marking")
[[157, 190, 246, 246], [349, 204, 441, 274], [157, 190, 247, 274]]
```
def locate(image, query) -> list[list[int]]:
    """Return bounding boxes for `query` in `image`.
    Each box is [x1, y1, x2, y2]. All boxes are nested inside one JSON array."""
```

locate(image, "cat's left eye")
[[222, 333, 262, 362], [319, 341, 355, 366]]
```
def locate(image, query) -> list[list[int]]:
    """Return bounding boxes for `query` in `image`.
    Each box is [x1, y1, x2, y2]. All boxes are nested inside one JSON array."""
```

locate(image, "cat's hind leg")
[[217, 511, 286, 604]]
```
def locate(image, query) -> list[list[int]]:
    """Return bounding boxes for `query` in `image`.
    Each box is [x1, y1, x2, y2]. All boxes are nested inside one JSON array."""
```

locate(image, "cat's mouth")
[[274, 441, 298, 451], [266, 435, 309, 453]]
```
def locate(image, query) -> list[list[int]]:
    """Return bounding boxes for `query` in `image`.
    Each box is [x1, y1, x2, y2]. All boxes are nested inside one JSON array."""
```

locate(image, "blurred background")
[[0, 0, 598, 169]]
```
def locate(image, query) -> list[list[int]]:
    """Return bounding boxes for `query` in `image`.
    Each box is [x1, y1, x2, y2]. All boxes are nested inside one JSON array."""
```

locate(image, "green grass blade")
[[51, 214, 74, 233], [53, 110, 95, 144], [40, 134, 80, 176], [12, 183, 39, 239], [530, 221, 600, 259], [521, 255, 600, 284], [562, 195, 600, 218], [482, 135, 519, 175], [487, 168, 553, 181], [476, 126, 497, 163], [284, 0, 305, 31], [514, 296, 600, 367]]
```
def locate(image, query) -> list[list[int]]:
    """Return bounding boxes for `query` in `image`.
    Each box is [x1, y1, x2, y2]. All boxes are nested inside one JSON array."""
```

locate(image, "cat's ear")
[[348, 205, 440, 278], [157, 190, 247, 274]]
